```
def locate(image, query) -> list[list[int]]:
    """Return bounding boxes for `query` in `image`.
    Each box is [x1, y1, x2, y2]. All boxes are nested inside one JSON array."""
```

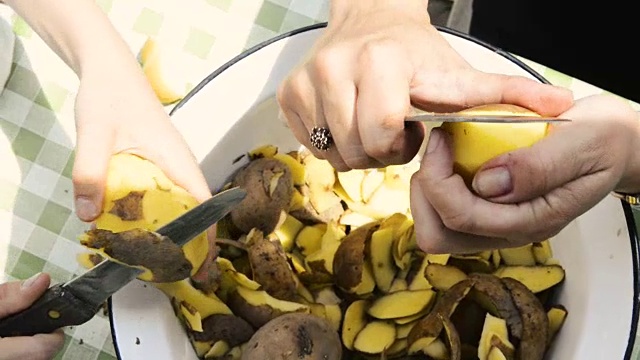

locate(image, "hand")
[[71, 59, 217, 284], [0, 273, 65, 360], [410, 94, 640, 254], [71, 60, 212, 221], [277, 0, 574, 171]]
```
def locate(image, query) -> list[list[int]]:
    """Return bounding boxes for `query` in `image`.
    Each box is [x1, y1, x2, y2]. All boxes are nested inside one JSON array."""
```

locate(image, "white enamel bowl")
[[109, 24, 640, 360]]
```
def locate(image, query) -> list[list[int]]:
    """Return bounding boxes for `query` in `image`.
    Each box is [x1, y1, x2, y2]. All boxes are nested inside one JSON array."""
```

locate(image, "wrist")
[[330, 0, 429, 23], [615, 112, 640, 194]]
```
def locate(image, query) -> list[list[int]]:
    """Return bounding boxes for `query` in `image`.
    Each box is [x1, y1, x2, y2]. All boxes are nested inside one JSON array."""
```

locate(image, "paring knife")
[[405, 113, 572, 123], [0, 187, 247, 338]]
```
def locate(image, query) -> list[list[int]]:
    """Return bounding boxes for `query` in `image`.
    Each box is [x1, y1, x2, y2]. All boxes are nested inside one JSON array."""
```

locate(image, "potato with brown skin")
[[245, 229, 298, 301], [190, 314, 254, 348], [231, 158, 294, 234], [80, 228, 192, 283], [241, 313, 342, 360], [332, 222, 381, 292], [502, 278, 549, 360]]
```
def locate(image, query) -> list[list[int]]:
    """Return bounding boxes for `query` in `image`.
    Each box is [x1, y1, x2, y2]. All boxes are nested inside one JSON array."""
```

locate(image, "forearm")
[[4, 0, 139, 77]]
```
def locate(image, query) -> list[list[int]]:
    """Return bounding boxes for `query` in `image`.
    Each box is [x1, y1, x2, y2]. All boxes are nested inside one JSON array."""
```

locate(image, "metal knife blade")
[[406, 113, 571, 123], [0, 186, 246, 337]]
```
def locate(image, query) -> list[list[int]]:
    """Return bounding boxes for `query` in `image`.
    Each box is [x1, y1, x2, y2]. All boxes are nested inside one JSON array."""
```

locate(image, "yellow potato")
[[92, 153, 209, 277], [440, 104, 549, 184]]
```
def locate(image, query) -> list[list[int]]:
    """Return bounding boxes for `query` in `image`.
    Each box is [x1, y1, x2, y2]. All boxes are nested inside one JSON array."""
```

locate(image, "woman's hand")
[[411, 94, 640, 254], [71, 60, 211, 221], [277, 0, 573, 172], [0, 273, 65, 360], [5, 0, 216, 282]]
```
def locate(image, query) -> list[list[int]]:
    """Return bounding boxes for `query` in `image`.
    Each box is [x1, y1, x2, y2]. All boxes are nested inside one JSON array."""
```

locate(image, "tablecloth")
[[0, 1, 639, 359]]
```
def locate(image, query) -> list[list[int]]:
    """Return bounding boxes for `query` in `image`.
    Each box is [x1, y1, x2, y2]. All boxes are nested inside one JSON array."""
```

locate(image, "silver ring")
[[310, 126, 333, 151]]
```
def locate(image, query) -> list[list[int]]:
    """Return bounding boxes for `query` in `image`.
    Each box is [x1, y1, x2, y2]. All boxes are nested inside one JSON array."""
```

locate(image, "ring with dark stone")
[[309, 126, 333, 151]]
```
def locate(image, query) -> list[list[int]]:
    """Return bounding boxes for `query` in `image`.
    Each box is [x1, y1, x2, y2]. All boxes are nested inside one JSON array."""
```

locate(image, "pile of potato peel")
[[77, 148, 569, 360]]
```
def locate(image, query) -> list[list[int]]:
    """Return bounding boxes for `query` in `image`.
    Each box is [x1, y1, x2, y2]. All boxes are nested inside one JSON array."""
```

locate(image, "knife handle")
[[0, 283, 100, 337]]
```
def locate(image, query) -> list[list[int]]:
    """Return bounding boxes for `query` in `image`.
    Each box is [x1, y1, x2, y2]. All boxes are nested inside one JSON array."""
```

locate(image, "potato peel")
[[110, 144, 570, 360], [80, 228, 192, 283]]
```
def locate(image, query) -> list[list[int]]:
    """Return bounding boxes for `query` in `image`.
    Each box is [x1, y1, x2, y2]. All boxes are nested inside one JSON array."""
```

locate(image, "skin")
[[0, 273, 64, 360], [411, 95, 640, 253], [1, 0, 215, 357], [277, 0, 574, 172], [277, 0, 640, 254]]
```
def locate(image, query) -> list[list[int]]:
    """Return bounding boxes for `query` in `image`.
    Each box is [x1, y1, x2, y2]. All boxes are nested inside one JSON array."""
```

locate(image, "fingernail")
[[75, 196, 99, 221], [22, 272, 42, 289], [473, 166, 513, 198], [426, 129, 442, 154]]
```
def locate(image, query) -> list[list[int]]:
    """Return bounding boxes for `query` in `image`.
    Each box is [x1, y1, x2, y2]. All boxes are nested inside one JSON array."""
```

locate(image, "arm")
[[4, 0, 139, 78]]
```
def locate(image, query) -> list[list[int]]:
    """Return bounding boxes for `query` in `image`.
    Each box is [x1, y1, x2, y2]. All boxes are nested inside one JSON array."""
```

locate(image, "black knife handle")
[[0, 283, 100, 337]]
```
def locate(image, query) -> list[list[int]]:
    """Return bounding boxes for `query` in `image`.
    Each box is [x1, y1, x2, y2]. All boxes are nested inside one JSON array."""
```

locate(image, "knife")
[[405, 113, 571, 123], [0, 186, 247, 338]]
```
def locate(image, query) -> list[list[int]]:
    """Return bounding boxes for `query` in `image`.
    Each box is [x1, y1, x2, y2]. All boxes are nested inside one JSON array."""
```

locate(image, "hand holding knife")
[[0, 187, 246, 338]]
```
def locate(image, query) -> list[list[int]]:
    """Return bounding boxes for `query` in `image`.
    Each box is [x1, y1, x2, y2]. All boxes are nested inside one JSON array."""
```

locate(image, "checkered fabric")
[[0, 1, 638, 359]]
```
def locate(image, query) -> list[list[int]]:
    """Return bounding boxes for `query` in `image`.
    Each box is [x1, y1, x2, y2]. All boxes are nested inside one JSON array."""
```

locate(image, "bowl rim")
[[108, 22, 640, 360]]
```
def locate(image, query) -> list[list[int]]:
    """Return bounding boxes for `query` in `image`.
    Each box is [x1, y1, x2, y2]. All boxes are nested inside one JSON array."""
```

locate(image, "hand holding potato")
[[0, 273, 64, 360], [277, 0, 573, 172], [411, 94, 640, 253]]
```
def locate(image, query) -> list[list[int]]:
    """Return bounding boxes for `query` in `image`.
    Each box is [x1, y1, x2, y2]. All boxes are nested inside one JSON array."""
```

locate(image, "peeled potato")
[[440, 104, 549, 184], [139, 37, 190, 105], [92, 153, 209, 277]]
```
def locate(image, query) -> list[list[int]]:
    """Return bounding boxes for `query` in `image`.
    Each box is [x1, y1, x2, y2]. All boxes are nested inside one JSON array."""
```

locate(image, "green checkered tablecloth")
[[0, 1, 638, 359]]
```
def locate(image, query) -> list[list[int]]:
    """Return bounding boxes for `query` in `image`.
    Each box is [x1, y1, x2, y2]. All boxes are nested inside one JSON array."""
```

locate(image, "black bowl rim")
[[108, 22, 640, 360]]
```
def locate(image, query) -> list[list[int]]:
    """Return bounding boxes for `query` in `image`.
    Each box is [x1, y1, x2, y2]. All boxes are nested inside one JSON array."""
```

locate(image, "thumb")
[[72, 118, 116, 222], [471, 119, 606, 204], [0, 331, 65, 360], [0, 273, 51, 318], [411, 69, 574, 116]]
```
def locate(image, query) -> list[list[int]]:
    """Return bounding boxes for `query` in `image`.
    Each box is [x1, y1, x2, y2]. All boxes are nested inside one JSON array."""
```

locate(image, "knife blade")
[[0, 186, 247, 338], [405, 113, 571, 123]]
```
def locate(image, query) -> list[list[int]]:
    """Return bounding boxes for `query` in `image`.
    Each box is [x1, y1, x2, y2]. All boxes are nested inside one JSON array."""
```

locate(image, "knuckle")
[[362, 141, 391, 162], [358, 39, 395, 68], [362, 131, 405, 163], [415, 225, 447, 254], [441, 209, 475, 233], [312, 47, 346, 80], [71, 169, 102, 191], [280, 72, 308, 102], [341, 154, 370, 170]]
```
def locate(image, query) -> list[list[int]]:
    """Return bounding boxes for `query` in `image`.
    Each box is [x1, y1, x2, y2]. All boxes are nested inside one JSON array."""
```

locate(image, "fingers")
[[0, 275, 64, 360], [471, 125, 603, 203], [315, 51, 375, 170], [355, 43, 425, 166], [0, 331, 65, 360], [278, 69, 353, 168], [72, 117, 116, 222], [472, 94, 634, 203], [411, 69, 574, 116], [410, 176, 510, 254], [0, 273, 51, 318], [413, 129, 570, 246]]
